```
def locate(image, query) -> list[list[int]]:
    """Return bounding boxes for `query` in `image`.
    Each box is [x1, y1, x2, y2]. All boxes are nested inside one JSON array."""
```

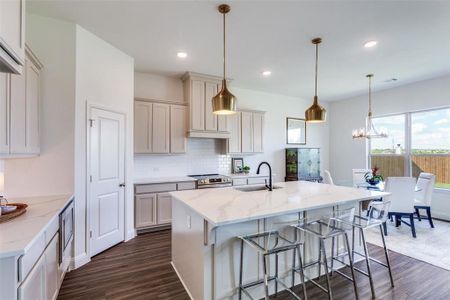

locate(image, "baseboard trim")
[[171, 261, 194, 300], [73, 252, 90, 269], [125, 229, 136, 241], [432, 212, 450, 221]]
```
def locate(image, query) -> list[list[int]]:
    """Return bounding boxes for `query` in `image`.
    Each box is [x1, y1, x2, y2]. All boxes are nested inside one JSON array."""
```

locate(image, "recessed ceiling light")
[[262, 70, 271, 76], [177, 52, 187, 58], [364, 40, 378, 48]]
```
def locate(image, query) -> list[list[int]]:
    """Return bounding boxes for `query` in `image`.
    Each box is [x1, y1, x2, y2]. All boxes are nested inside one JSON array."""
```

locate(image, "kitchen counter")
[[0, 194, 73, 258], [170, 180, 388, 227], [134, 176, 197, 185], [171, 181, 389, 299]]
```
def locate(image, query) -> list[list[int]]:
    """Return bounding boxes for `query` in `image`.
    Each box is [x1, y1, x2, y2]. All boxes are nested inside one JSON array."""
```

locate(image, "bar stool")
[[332, 200, 394, 299], [238, 227, 308, 300], [292, 208, 359, 300]]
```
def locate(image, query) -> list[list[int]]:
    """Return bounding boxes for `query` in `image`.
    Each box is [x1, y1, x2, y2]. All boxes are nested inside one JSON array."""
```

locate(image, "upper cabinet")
[[0, 0, 25, 74], [0, 46, 42, 158], [134, 100, 187, 154], [227, 110, 265, 154], [182, 72, 230, 139]]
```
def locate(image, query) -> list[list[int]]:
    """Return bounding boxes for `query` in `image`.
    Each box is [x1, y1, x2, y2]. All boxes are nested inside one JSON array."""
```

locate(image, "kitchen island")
[[170, 181, 388, 300]]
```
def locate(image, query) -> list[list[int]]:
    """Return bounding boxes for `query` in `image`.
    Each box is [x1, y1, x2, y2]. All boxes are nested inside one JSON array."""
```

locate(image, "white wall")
[[329, 75, 450, 219], [133, 73, 330, 182], [74, 27, 134, 266], [134, 72, 184, 103], [3, 14, 76, 198]]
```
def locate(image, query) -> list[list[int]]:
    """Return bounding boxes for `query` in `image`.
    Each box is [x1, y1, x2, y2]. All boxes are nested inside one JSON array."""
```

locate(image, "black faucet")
[[256, 161, 272, 191]]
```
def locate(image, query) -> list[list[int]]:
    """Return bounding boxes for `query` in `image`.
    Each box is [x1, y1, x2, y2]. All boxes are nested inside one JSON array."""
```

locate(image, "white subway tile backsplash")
[[134, 138, 232, 178]]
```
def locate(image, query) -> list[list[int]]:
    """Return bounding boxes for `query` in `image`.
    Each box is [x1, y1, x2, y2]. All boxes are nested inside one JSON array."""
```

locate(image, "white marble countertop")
[[134, 176, 197, 185], [170, 181, 389, 227], [0, 194, 73, 258]]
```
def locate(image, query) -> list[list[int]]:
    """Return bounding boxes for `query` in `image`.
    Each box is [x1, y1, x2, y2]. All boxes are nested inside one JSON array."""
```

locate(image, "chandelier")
[[352, 74, 388, 139]]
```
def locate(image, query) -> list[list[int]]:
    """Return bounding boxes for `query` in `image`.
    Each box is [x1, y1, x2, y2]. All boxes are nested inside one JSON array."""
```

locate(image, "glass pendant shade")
[[212, 79, 237, 115], [305, 38, 326, 123], [213, 4, 237, 115]]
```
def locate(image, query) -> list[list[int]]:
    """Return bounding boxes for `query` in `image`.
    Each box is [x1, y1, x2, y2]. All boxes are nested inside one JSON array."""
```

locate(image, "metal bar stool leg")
[[351, 225, 356, 262], [360, 228, 375, 298], [320, 238, 333, 300], [275, 253, 279, 296], [239, 238, 244, 300], [297, 244, 308, 300], [330, 236, 335, 276], [263, 253, 270, 299], [379, 224, 394, 287], [292, 247, 296, 288], [317, 237, 322, 278], [344, 232, 359, 300]]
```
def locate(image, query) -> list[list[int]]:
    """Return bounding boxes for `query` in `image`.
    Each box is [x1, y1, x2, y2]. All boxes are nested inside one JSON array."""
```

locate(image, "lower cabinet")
[[135, 193, 172, 229], [135, 193, 157, 228], [157, 193, 172, 225], [134, 181, 196, 231], [19, 233, 60, 300]]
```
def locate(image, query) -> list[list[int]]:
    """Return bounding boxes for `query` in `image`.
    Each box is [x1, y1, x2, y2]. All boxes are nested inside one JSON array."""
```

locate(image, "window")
[[411, 108, 450, 189], [369, 107, 450, 189], [370, 114, 406, 177]]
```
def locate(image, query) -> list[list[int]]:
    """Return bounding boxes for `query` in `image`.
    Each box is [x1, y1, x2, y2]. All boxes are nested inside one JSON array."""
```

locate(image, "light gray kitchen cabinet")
[[18, 233, 60, 300], [227, 110, 265, 154], [182, 72, 231, 138], [157, 193, 172, 224], [134, 180, 196, 231], [0, 0, 25, 74], [0, 73, 10, 153], [135, 193, 158, 228], [152, 103, 170, 153], [134, 100, 187, 154], [170, 105, 187, 153], [0, 46, 42, 157], [227, 112, 241, 153], [134, 100, 152, 153], [252, 112, 264, 153]]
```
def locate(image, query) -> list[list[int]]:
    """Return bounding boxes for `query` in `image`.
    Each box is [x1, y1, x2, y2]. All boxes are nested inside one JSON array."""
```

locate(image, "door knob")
[[119, 183, 126, 187]]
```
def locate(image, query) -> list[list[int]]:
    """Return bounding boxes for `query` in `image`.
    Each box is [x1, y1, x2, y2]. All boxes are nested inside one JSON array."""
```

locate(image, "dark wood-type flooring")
[[58, 229, 450, 300]]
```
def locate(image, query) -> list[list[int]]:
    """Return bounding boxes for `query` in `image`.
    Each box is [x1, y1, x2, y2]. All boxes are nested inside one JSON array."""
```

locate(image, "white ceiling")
[[27, 0, 450, 101]]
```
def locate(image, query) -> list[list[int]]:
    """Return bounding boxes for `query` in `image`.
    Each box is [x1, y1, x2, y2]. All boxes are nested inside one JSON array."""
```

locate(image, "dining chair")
[[385, 177, 417, 238], [414, 173, 436, 228], [352, 169, 371, 187], [323, 170, 334, 185]]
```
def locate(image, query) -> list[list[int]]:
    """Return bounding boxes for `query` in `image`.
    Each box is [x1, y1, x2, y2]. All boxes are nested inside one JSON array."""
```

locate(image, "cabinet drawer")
[[232, 178, 247, 186], [18, 232, 46, 282], [247, 177, 269, 185], [135, 183, 177, 194], [177, 181, 196, 191]]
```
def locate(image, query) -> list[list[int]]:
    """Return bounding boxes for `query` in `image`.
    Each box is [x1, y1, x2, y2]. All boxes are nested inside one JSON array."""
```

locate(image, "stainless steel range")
[[189, 174, 232, 189]]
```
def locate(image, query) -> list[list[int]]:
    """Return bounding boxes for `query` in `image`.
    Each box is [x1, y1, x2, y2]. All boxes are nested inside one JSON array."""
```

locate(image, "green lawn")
[[435, 182, 450, 189]]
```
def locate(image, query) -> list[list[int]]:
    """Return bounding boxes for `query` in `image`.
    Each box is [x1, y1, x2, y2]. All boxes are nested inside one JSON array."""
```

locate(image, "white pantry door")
[[89, 107, 125, 256]]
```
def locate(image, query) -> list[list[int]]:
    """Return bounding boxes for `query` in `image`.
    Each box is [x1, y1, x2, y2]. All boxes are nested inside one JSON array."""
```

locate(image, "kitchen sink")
[[234, 185, 282, 192]]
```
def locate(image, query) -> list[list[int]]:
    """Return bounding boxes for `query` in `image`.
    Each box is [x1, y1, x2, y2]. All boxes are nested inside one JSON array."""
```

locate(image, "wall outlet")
[[186, 215, 191, 229]]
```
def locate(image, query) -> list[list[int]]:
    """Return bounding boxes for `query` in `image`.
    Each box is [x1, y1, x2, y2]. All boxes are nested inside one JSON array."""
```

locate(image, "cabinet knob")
[[119, 183, 126, 187]]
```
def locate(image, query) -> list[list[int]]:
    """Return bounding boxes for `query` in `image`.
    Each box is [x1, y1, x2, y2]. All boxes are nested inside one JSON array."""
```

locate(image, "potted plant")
[[242, 166, 250, 174], [364, 166, 383, 186]]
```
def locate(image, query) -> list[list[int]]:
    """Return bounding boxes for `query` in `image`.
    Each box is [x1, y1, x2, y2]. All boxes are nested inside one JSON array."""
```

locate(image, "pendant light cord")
[[223, 12, 226, 80], [314, 42, 319, 98], [368, 75, 372, 117]]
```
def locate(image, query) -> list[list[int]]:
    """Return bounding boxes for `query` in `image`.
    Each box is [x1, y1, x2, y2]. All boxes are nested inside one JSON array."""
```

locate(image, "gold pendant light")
[[352, 74, 388, 139], [305, 38, 326, 123], [212, 4, 237, 115]]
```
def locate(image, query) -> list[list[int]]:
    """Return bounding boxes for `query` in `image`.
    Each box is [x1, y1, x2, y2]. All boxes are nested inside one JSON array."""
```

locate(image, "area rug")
[[365, 219, 450, 271]]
